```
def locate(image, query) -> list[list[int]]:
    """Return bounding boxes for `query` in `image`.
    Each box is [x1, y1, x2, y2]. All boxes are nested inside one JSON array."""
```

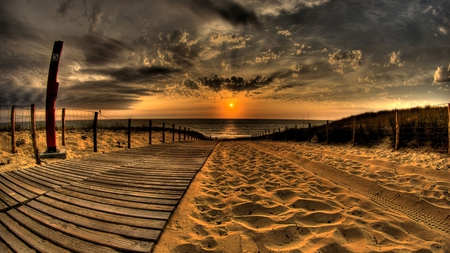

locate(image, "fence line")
[[1, 106, 207, 165], [257, 103, 450, 154]]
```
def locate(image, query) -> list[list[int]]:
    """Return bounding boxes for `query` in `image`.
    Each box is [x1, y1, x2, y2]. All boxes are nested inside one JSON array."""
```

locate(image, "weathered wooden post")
[[395, 110, 400, 150], [127, 119, 132, 148], [93, 112, 98, 152], [179, 126, 181, 141], [149, 120, 152, 145], [30, 104, 41, 164], [285, 126, 288, 141], [172, 124, 175, 142], [10, 106, 16, 153], [352, 116, 356, 146], [162, 123, 165, 143], [61, 108, 66, 146], [184, 127, 186, 140], [308, 123, 311, 143], [294, 125, 297, 141], [188, 128, 191, 140]]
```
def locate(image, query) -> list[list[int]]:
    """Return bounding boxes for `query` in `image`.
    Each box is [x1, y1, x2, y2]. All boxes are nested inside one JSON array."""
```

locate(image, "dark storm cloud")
[[177, 0, 261, 27], [80, 66, 180, 83], [76, 35, 132, 66], [198, 75, 272, 92], [58, 79, 163, 109], [0, 80, 45, 106]]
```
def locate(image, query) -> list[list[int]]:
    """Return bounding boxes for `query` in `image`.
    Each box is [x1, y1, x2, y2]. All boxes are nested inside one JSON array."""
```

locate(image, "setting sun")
[[229, 103, 234, 108]]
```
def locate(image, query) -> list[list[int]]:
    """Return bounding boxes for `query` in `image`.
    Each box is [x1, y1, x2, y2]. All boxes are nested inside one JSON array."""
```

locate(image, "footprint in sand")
[[232, 202, 289, 216], [289, 198, 338, 212]]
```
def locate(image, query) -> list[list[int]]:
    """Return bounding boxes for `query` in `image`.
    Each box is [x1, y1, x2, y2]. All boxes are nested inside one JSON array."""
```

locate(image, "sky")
[[1, 0, 450, 120]]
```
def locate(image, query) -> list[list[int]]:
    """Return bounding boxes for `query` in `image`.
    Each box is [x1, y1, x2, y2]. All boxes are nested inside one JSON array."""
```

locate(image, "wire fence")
[[262, 103, 450, 153], [0, 105, 207, 164]]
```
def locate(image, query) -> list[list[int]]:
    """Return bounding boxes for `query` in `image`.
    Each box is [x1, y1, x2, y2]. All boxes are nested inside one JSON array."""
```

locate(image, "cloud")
[[209, 32, 250, 49], [433, 65, 450, 83], [79, 66, 180, 83], [328, 49, 362, 74], [386, 50, 405, 67], [176, 0, 261, 28], [75, 34, 132, 66], [198, 75, 273, 92], [0, 80, 45, 106], [277, 30, 292, 36], [84, 1, 103, 33], [56, 0, 75, 17], [58, 79, 163, 109]]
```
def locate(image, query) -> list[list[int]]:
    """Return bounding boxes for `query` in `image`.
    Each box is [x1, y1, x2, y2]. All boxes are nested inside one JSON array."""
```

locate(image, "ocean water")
[[127, 119, 327, 139], [0, 117, 327, 140]]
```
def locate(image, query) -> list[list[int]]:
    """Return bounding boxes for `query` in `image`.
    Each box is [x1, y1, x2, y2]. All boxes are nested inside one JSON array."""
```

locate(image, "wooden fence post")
[[285, 126, 288, 141], [30, 104, 41, 164], [149, 120, 152, 145], [188, 128, 190, 140], [127, 119, 131, 148], [308, 123, 311, 143], [172, 124, 175, 142], [11, 105, 16, 153], [61, 108, 66, 146], [294, 125, 297, 141], [395, 110, 400, 150], [184, 127, 186, 140], [448, 104, 450, 155], [93, 112, 98, 152], [352, 116, 356, 146], [162, 123, 165, 143]]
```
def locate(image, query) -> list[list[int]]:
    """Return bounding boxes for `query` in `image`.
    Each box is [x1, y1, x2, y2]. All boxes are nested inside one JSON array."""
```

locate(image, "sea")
[[1, 118, 328, 140], [102, 119, 328, 139]]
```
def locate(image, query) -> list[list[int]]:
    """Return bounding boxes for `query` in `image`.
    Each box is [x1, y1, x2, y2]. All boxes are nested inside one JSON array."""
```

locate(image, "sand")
[[154, 141, 450, 253], [0, 129, 173, 172]]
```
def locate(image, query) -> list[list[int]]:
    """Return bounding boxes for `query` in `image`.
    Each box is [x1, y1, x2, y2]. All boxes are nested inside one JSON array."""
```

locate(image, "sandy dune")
[[154, 141, 450, 253]]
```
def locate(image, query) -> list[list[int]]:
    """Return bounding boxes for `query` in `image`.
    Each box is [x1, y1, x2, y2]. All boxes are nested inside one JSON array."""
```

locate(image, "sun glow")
[[229, 103, 234, 108]]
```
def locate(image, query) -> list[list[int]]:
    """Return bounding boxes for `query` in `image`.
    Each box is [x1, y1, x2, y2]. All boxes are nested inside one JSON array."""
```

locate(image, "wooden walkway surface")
[[0, 141, 218, 253]]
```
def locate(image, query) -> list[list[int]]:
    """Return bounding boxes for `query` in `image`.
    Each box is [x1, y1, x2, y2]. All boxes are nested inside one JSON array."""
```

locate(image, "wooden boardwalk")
[[0, 141, 218, 253]]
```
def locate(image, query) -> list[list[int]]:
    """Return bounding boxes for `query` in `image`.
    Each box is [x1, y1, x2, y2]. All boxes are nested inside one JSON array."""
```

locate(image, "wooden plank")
[[0, 175, 37, 199], [64, 184, 178, 205], [35, 165, 87, 180], [26, 168, 74, 184], [0, 222, 35, 253], [70, 181, 181, 200], [85, 174, 190, 187], [0, 199, 8, 211], [0, 182, 28, 203], [0, 212, 71, 253], [78, 180, 185, 196], [6, 210, 119, 253], [17, 205, 154, 253], [27, 200, 160, 240], [0, 240, 14, 253], [0, 186, 20, 207], [45, 191, 171, 220], [14, 170, 64, 189], [43, 163, 109, 176], [84, 178, 188, 191], [37, 196, 166, 229], [6, 171, 52, 193], [1, 173, 46, 195], [53, 187, 174, 212]]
